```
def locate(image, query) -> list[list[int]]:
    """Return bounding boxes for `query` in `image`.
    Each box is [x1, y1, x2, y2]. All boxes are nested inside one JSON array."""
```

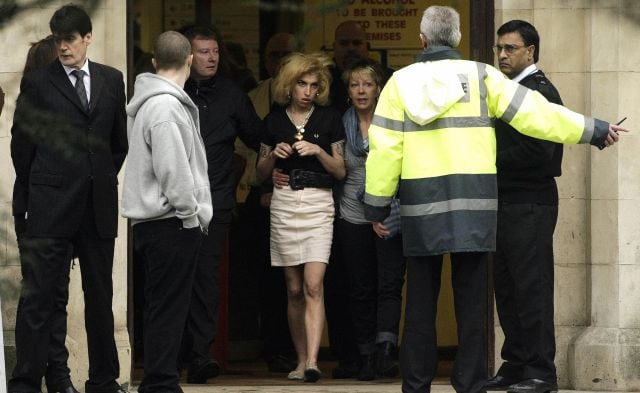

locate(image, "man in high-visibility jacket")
[[363, 6, 627, 393]]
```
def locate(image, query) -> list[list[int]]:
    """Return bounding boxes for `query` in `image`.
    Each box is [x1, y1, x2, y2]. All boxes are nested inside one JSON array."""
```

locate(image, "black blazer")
[[11, 59, 127, 239]]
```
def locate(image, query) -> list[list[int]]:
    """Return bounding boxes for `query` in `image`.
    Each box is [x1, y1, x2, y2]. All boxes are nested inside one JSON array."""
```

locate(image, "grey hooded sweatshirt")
[[121, 73, 212, 231]]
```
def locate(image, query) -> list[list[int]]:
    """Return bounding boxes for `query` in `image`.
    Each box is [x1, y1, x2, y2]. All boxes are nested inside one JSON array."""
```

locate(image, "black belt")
[[289, 169, 334, 190]]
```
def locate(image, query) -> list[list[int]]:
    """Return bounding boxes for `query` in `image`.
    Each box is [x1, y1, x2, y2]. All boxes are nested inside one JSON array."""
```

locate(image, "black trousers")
[[14, 231, 73, 392], [184, 211, 231, 361], [10, 204, 120, 393], [134, 218, 201, 393], [493, 203, 557, 383], [44, 269, 72, 392], [15, 214, 74, 393], [324, 223, 360, 365], [336, 219, 406, 354], [401, 253, 487, 393]]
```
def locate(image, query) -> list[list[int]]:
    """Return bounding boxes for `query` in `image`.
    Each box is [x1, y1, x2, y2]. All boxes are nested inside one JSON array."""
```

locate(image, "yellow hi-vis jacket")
[[364, 59, 610, 256]]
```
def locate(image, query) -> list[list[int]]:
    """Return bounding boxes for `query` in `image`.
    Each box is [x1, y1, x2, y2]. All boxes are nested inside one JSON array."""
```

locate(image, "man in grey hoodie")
[[121, 31, 212, 393]]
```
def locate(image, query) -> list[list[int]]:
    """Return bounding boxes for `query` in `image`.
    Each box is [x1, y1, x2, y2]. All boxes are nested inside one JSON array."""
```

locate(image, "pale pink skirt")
[[270, 186, 334, 266]]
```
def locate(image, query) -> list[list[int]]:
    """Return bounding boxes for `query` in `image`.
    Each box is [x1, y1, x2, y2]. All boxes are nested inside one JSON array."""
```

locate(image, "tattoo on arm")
[[260, 143, 273, 158]]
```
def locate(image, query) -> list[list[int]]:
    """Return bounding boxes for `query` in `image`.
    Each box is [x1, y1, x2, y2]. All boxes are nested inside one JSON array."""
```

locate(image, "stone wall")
[[0, 0, 131, 389]]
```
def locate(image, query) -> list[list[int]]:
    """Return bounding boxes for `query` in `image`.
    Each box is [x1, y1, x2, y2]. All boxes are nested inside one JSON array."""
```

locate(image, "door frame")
[[125, 0, 496, 381]]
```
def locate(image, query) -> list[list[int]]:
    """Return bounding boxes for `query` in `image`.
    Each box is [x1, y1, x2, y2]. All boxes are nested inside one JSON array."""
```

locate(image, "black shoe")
[[266, 354, 297, 373], [331, 360, 359, 379], [357, 354, 376, 381], [507, 379, 558, 393], [49, 386, 80, 393], [376, 341, 399, 378], [187, 357, 220, 384], [304, 366, 322, 382], [485, 375, 520, 390], [82, 384, 127, 393]]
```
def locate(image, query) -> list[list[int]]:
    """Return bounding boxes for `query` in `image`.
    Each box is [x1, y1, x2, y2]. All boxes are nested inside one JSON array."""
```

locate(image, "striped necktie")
[[71, 69, 89, 111]]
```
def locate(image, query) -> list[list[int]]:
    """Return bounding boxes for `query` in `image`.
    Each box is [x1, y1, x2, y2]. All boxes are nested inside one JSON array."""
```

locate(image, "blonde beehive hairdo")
[[272, 52, 333, 106]]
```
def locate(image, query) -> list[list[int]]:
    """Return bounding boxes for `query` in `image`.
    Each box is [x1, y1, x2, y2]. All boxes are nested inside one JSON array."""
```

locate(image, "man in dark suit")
[[9, 5, 127, 393]]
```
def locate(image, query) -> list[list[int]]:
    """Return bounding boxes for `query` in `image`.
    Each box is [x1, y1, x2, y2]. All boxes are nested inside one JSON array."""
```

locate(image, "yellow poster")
[[304, 0, 469, 69]]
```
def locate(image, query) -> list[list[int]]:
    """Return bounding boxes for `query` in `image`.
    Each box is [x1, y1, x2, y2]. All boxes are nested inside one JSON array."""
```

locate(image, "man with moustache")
[[485, 20, 563, 393]]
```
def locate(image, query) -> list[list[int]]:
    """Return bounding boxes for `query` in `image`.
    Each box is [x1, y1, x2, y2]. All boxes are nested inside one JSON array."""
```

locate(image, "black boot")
[[358, 354, 376, 381], [376, 341, 399, 377], [331, 358, 359, 379], [187, 357, 220, 383]]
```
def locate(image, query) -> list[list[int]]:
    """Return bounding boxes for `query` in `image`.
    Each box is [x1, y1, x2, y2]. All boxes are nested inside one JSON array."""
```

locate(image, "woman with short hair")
[[337, 60, 405, 381]]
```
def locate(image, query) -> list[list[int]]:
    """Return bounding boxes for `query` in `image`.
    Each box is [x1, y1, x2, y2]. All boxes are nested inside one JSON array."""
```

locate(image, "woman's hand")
[[292, 140, 322, 157], [272, 168, 290, 189], [372, 222, 390, 238], [272, 142, 294, 159]]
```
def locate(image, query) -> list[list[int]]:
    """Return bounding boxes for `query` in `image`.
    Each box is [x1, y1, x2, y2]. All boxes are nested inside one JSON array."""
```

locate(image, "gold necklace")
[[287, 105, 315, 141]]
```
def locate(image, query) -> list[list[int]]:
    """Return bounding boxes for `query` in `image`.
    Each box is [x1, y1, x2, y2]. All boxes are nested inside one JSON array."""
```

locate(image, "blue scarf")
[[343, 106, 369, 157], [344, 106, 401, 238]]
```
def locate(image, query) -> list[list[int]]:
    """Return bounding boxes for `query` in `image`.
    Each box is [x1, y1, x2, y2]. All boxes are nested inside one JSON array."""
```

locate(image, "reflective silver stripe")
[[375, 63, 494, 133], [372, 114, 404, 131], [580, 117, 595, 144], [501, 84, 529, 123], [400, 174, 496, 205], [403, 116, 494, 132], [458, 73, 470, 103], [364, 193, 393, 207], [401, 198, 497, 216], [476, 63, 489, 117]]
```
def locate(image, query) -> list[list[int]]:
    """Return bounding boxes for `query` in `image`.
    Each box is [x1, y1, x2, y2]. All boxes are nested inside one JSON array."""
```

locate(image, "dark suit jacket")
[[11, 59, 127, 239], [495, 70, 563, 206]]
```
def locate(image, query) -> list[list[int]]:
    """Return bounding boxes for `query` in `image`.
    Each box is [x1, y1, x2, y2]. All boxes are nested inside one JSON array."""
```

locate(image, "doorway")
[[126, 0, 495, 384]]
